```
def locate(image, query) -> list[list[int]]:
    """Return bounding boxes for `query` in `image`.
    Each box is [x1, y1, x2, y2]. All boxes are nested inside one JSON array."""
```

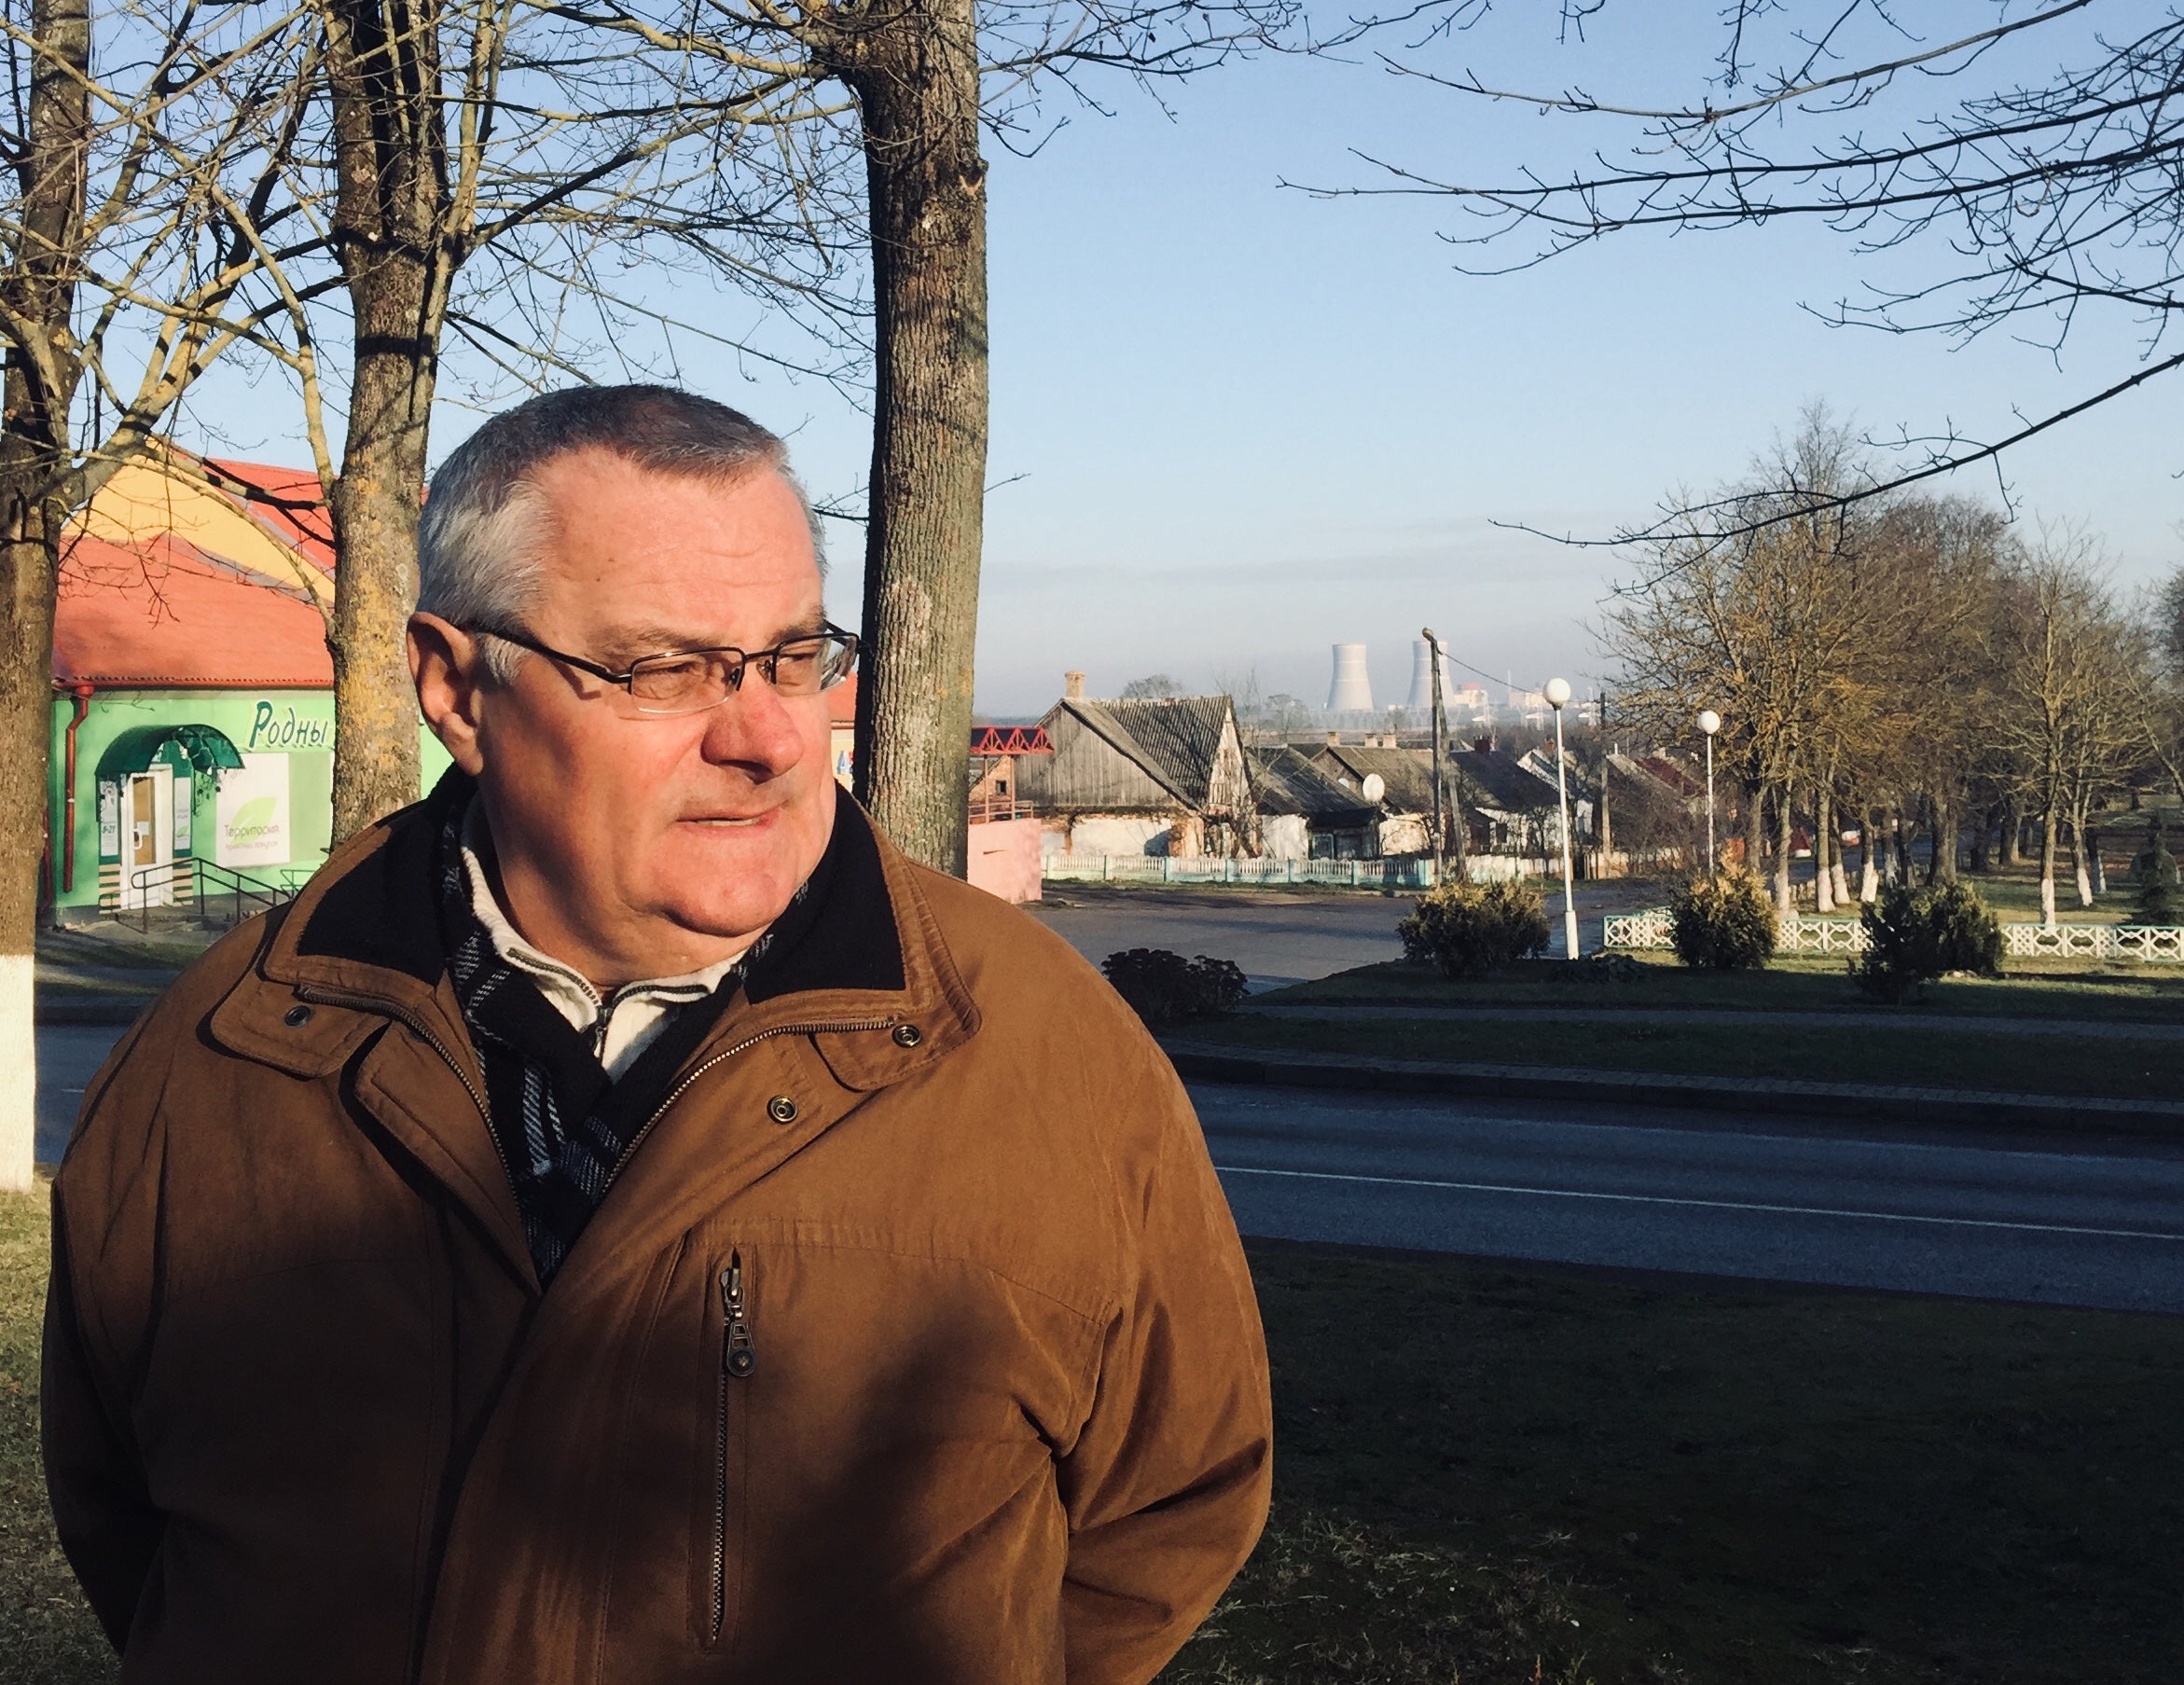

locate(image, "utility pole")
[[1423, 626, 1446, 887]]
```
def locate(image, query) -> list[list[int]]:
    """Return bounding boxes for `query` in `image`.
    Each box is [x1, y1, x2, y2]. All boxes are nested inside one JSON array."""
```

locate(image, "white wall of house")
[[1040, 814, 1175, 859], [1261, 813, 1312, 860]]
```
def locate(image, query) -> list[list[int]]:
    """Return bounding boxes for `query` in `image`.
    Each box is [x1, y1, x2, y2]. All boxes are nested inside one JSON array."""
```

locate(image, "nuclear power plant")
[[1406, 637, 1458, 713], [1325, 642, 1373, 712]]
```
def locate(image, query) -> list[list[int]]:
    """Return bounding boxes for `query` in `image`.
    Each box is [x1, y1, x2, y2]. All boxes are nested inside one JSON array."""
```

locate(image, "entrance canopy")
[[95, 723, 246, 781]]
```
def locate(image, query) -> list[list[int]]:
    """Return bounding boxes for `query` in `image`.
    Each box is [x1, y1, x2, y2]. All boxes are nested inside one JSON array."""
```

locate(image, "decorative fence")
[[1602, 905, 2184, 962], [1042, 854, 1441, 890]]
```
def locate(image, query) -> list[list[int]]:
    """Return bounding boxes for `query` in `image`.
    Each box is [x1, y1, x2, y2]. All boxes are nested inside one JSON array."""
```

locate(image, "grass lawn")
[[1266, 956, 2184, 1027], [1182, 1012, 2182, 1102], [7, 1194, 2181, 1683], [1165, 1244, 2184, 1684], [0, 1194, 114, 1685]]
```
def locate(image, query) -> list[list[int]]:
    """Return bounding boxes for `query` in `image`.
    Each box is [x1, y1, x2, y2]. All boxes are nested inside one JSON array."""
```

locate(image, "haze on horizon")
[[168, 3, 2184, 726]]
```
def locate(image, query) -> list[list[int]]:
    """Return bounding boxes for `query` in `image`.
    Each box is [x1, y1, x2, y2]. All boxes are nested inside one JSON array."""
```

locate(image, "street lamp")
[[1696, 708, 1721, 874], [1544, 677, 1579, 961]]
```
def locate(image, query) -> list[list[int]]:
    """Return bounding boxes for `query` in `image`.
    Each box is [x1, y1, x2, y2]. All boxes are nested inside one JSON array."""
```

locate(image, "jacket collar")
[[208, 768, 981, 1284]]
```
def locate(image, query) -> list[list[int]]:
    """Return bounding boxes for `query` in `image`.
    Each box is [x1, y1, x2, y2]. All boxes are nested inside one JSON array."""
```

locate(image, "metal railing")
[[103, 857, 298, 932]]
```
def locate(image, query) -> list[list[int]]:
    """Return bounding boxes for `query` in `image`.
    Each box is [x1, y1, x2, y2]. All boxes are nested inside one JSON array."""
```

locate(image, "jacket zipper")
[[712, 1249, 755, 1642]]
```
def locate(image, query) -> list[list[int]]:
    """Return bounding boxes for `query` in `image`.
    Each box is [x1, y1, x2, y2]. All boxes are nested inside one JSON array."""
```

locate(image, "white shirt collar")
[[459, 799, 746, 1075]]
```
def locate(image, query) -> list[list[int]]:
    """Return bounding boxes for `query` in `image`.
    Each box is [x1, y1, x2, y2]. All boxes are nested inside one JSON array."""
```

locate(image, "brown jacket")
[[44, 780, 1271, 1684]]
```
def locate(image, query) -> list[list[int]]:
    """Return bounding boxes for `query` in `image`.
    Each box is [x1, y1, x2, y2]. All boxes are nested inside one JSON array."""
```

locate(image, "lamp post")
[[1696, 708, 1721, 874], [1544, 677, 1579, 960]]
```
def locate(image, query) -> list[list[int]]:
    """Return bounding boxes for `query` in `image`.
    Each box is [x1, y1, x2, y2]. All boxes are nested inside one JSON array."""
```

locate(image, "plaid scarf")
[[434, 801, 766, 1282]]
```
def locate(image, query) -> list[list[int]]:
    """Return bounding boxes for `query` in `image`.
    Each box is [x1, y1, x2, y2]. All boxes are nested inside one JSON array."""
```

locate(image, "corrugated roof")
[[1057, 697, 1235, 807], [1452, 747, 1560, 813], [55, 449, 336, 689], [1249, 746, 1377, 822], [55, 534, 334, 688], [1315, 745, 1437, 812]]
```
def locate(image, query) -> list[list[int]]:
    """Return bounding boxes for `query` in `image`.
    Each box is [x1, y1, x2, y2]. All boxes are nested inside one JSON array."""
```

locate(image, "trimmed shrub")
[[2132, 819, 2181, 924], [1851, 880, 2003, 1002], [1667, 871, 1776, 971], [1101, 948, 1250, 1024], [1397, 879, 1551, 978]]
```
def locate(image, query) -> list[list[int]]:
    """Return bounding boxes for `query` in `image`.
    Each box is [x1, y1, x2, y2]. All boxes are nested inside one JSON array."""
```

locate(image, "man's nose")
[[697, 671, 808, 774]]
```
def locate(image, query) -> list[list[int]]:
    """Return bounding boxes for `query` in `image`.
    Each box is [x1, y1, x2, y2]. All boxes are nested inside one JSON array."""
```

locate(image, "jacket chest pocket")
[[607, 1228, 1107, 1673]]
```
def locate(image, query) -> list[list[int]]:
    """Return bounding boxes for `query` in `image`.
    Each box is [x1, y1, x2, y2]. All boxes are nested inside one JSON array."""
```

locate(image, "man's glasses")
[[468, 620, 859, 717]]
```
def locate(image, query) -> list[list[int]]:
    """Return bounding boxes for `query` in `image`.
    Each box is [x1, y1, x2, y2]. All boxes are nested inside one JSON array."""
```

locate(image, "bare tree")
[[1988, 535, 2138, 927], [574, 0, 1292, 873], [256, 0, 861, 841], [0, 0, 321, 1187], [1349, 2, 2184, 540]]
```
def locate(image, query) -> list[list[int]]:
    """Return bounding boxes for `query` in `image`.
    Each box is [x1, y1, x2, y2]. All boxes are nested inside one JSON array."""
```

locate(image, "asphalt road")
[[1194, 1082, 2184, 1315], [1026, 881, 1662, 988], [43, 1024, 2183, 1315]]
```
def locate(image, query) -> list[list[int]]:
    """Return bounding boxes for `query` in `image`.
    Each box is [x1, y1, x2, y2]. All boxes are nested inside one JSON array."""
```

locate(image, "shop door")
[[120, 770, 173, 908]]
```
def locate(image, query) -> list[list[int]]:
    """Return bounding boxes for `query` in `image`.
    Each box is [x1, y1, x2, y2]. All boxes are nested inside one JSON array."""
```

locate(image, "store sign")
[[246, 700, 333, 752], [215, 753, 291, 868], [97, 781, 119, 860]]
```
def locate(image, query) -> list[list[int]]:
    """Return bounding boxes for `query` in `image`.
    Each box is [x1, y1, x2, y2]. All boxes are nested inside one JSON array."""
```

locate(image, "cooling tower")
[[1327, 642, 1373, 713], [1405, 638, 1459, 712]]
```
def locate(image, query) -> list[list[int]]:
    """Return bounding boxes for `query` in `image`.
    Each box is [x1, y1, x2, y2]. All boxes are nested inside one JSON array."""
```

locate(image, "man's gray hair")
[[416, 384, 826, 682]]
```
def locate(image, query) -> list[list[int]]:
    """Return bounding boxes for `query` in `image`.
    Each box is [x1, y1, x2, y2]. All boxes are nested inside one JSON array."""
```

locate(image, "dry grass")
[[7, 1193, 2178, 1684], [1163, 1245, 2184, 1684]]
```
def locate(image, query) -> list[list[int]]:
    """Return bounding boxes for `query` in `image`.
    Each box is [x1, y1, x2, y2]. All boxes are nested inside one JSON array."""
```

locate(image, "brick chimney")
[[1064, 670, 1085, 700]]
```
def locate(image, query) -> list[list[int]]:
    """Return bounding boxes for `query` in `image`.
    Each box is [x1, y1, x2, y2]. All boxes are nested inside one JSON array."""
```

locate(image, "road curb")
[[1160, 1040, 2184, 1138]]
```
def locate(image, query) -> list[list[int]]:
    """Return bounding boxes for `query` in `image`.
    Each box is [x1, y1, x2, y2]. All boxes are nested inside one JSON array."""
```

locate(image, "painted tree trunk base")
[[0, 952, 34, 1191]]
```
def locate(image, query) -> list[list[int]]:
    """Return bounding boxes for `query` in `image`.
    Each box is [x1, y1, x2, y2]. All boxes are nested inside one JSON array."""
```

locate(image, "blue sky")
[[187, 3, 2184, 719]]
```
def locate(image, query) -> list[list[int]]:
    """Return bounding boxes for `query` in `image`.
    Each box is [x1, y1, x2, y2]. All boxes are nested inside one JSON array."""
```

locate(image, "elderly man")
[[44, 386, 1271, 1684]]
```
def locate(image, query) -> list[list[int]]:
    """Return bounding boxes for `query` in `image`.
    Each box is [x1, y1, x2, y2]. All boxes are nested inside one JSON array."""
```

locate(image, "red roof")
[[55, 534, 333, 688], [201, 456, 337, 571]]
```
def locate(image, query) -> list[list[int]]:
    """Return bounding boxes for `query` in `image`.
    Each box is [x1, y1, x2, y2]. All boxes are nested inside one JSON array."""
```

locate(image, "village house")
[[1017, 685, 1257, 860]]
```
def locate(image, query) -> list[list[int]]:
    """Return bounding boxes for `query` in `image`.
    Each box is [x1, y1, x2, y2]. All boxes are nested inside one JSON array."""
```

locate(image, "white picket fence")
[[1602, 905, 2184, 962]]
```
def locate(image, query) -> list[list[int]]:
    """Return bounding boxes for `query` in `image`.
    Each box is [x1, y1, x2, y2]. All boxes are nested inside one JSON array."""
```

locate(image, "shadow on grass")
[[8, 1194, 2178, 1685], [1163, 1244, 2184, 1685]]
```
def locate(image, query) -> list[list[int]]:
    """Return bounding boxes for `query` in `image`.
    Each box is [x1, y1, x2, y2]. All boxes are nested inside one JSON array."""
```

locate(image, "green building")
[[46, 452, 449, 923]]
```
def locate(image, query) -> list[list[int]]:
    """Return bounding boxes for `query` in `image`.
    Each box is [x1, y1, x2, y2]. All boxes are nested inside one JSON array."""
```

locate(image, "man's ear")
[[409, 613, 491, 777]]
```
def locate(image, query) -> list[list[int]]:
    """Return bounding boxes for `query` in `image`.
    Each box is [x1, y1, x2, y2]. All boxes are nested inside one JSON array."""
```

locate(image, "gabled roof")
[[55, 536, 335, 688], [1314, 745, 1437, 813], [1051, 697, 1237, 808], [55, 449, 337, 689], [1452, 747, 1560, 813], [1249, 746, 1377, 824], [1611, 752, 1703, 801]]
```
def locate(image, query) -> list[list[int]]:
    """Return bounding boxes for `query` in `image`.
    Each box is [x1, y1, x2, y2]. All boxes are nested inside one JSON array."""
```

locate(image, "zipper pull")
[[721, 1252, 755, 1378]]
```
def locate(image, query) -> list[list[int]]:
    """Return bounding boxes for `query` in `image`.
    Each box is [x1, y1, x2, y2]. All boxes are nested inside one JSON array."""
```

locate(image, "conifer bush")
[[2130, 819, 2180, 924], [1851, 881, 2003, 1002], [1397, 878, 1551, 978], [1667, 870, 1777, 971]]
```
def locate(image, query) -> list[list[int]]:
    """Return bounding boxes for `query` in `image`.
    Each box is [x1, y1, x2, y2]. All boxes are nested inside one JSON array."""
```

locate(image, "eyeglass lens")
[[627, 634, 854, 712]]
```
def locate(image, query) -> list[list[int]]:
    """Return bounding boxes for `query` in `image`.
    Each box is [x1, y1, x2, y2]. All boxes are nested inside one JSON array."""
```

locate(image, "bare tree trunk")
[[0, 0, 88, 1189], [831, 0, 988, 877], [1894, 806, 1914, 884], [2039, 802, 2059, 929], [1742, 779, 1764, 878], [2070, 800, 2094, 908], [1859, 808, 1879, 902], [323, 0, 447, 843], [1773, 786, 1792, 917], [1929, 791, 1957, 884], [1814, 786, 1834, 912], [1999, 798, 2024, 866]]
